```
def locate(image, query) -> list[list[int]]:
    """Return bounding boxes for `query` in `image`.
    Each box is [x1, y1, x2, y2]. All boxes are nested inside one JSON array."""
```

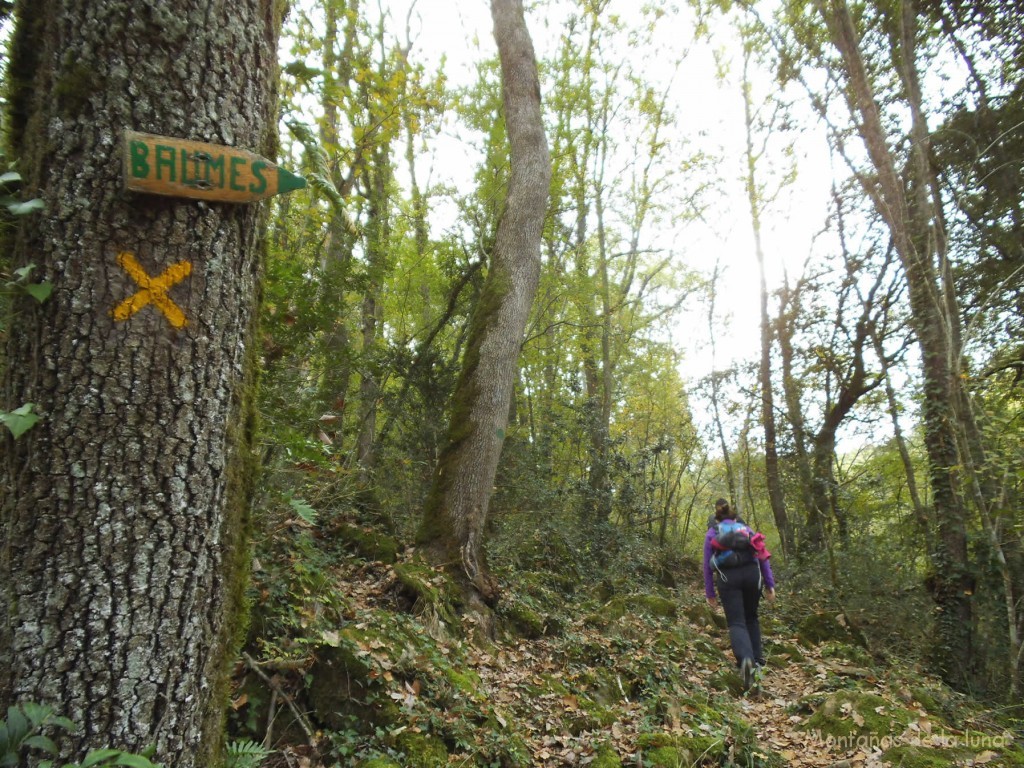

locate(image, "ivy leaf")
[[6, 198, 44, 216], [21, 282, 52, 302], [1, 403, 41, 439], [112, 753, 161, 767], [0, 171, 21, 186], [79, 749, 122, 767], [22, 734, 58, 754]]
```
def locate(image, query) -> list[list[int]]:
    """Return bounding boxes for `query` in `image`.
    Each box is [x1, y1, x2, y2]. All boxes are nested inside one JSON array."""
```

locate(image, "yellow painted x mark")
[[112, 251, 192, 328]]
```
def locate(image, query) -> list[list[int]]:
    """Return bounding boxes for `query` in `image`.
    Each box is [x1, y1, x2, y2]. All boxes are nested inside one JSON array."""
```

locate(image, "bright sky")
[[376, 0, 836, 379], [310, 0, 837, 421]]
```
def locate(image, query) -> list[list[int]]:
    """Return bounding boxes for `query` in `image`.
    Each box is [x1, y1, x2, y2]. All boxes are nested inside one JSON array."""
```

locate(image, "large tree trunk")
[[0, 1, 279, 764], [818, 0, 974, 686], [417, 0, 550, 608]]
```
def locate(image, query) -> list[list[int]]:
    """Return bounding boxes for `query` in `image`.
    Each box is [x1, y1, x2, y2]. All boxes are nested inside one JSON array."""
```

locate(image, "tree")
[[417, 0, 551, 611], [813, 0, 975, 686], [739, 28, 794, 556], [0, 1, 281, 764]]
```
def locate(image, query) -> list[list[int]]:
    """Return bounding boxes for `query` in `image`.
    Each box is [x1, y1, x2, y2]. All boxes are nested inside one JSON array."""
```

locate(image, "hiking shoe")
[[740, 658, 755, 691]]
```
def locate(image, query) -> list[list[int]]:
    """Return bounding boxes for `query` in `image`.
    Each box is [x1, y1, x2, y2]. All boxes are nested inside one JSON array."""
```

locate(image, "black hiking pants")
[[715, 560, 763, 666]]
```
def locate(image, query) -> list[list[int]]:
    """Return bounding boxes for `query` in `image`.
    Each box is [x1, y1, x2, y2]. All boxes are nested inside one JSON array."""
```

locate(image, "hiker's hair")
[[714, 498, 731, 521]]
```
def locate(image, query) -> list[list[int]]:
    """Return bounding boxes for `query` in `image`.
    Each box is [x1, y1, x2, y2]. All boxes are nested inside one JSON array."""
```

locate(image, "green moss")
[[358, 759, 402, 768], [203, 276, 265, 766], [691, 636, 727, 664], [910, 686, 945, 716], [645, 745, 690, 767], [499, 599, 546, 639], [683, 603, 727, 630], [306, 627, 406, 730], [796, 612, 866, 647], [805, 691, 912, 740], [763, 639, 805, 664], [634, 594, 678, 618], [335, 522, 399, 563], [881, 745, 958, 767], [393, 560, 458, 626], [591, 743, 622, 768], [445, 668, 485, 703], [52, 61, 101, 118], [636, 732, 675, 750], [396, 732, 448, 768], [820, 641, 873, 667]]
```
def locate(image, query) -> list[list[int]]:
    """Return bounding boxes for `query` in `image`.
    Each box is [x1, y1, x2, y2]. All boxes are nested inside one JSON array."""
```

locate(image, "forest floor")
[[245, 532, 1020, 768]]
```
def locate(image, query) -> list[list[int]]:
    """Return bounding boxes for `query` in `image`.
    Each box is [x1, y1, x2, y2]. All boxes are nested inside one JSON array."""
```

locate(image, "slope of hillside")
[[233, 519, 1022, 768]]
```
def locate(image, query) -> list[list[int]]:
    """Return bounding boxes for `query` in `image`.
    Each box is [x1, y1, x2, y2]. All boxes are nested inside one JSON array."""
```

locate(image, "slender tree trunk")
[[317, 0, 360, 428], [0, 0, 279, 764], [741, 50, 792, 557], [417, 0, 550, 608], [874, 333, 928, 528], [706, 262, 737, 505], [776, 281, 816, 545], [356, 141, 390, 473], [818, 0, 974, 685]]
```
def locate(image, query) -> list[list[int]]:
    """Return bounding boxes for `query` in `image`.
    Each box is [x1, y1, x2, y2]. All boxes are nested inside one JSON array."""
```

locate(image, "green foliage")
[[0, 400, 38, 438], [288, 496, 318, 526], [223, 739, 271, 768], [0, 703, 161, 768]]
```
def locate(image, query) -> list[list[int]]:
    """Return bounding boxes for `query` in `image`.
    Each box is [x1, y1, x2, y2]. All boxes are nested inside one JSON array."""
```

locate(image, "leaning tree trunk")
[[0, 1, 279, 765], [417, 0, 551, 608]]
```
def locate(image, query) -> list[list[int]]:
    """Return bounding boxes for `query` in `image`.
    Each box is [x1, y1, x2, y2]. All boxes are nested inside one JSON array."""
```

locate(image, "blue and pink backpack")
[[710, 519, 771, 569]]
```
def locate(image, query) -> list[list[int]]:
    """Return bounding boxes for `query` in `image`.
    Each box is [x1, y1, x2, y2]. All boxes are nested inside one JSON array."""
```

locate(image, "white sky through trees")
[[368, 0, 835, 378]]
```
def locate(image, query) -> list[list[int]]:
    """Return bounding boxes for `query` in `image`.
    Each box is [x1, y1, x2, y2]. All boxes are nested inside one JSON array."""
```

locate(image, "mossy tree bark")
[[417, 0, 550, 607], [0, 0, 280, 764], [816, 0, 975, 686]]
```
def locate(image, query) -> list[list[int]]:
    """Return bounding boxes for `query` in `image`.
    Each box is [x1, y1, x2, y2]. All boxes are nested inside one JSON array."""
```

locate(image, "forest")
[[0, 0, 1022, 767]]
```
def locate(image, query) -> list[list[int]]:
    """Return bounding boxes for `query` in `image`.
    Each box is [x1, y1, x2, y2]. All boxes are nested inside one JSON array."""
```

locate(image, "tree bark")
[[741, 49, 793, 557], [817, 0, 974, 685], [0, 0, 279, 764], [417, 0, 550, 607]]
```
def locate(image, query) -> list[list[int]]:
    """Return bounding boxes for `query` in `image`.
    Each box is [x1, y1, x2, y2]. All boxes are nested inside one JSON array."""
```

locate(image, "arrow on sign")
[[123, 130, 306, 203]]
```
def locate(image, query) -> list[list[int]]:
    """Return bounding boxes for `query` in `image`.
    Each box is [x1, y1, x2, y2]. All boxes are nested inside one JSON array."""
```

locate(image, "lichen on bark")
[[0, 1, 282, 766]]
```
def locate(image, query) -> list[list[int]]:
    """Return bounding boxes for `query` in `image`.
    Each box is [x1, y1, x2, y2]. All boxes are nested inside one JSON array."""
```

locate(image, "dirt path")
[[465, 619, 870, 767]]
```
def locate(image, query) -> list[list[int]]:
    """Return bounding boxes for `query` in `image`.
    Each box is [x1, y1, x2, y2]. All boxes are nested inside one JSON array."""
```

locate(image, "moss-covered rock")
[[591, 742, 623, 768], [499, 598, 547, 639], [358, 759, 402, 768], [645, 745, 691, 767], [335, 522, 400, 563], [306, 625, 409, 731], [880, 745, 958, 768], [392, 560, 459, 628], [633, 594, 678, 619], [683, 602, 727, 630], [804, 690, 912, 740], [763, 639, 805, 664], [691, 635, 727, 664], [819, 640, 874, 667], [395, 732, 448, 768], [445, 667, 486, 703], [796, 611, 867, 648]]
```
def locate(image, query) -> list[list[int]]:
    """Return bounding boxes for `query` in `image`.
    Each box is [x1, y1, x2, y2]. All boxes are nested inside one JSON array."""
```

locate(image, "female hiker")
[[703, 498, 775, 691]]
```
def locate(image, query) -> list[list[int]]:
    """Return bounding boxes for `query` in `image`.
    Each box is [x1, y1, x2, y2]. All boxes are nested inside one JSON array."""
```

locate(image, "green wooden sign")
[[123, 130, 306, 203]]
